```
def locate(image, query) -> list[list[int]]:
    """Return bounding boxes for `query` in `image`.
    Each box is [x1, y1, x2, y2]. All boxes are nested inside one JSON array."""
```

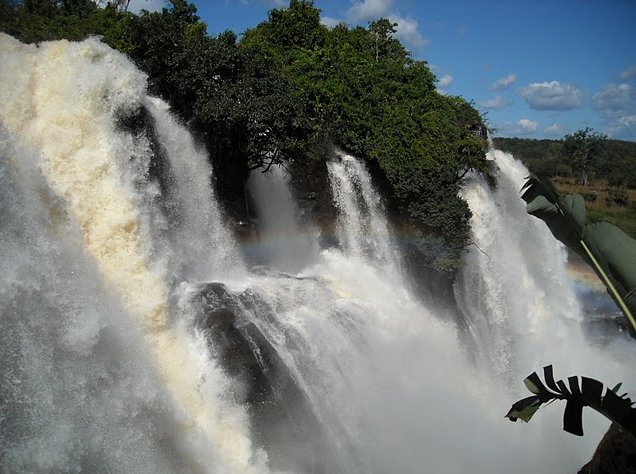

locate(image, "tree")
[[563, 127, 607, 187], [263, 0, 326, 52], [1, 0, 489, 275], [368, 18, 406, 62]]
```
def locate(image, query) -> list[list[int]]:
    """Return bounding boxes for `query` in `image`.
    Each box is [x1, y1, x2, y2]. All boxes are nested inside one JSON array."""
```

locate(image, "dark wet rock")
[[116, 105, 173, 196], [288, 150, 339, 244], [578, 423, 636, 474], [191, 282, 335, 473]]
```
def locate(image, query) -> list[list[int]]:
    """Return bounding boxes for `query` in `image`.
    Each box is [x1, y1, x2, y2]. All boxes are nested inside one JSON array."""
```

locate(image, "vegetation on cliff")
[[1, 0, 489, 273]]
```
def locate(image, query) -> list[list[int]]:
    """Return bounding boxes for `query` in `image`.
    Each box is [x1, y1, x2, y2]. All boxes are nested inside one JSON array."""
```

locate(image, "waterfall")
[[0, 34, 266, 473], [144, 97, 244, 283], [327, 150, 398, 269], [456, 148, 635, 466], [246, 165, 319, 273], [1, 34, 634, 474]]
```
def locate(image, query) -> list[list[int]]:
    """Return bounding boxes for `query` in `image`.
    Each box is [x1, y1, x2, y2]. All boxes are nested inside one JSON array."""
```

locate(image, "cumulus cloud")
[[388, 15, 429, 48], [593, 83, 636, 138], [492, 74, 516, 91], [344, 1, 428, 48], [518, 118, 538, 132], [321, 16, 343, 28], [619, 65, 636, 81], [520, 81, 582, 110], [593, 83, 634, 112], [496, 118, 539, 136], [438, 74, 453, 88], [347, 0, 394, 22], [545, 123, 564, 136], [477, 96, 503, 109]]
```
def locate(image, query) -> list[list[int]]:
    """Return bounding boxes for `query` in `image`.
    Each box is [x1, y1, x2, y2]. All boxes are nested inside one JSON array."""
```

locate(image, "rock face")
[[578, 423, 636, 474], [288, 149, 339, 249], [191, 282, 335, 473]]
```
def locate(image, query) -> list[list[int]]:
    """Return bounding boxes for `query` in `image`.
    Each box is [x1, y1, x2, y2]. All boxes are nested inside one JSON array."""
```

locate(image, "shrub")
[[607, 189, 630, 207], [584, 191, 598, 202]]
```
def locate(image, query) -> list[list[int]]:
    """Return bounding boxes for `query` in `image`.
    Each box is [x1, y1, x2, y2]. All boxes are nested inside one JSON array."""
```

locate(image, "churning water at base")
[[1, 34, 634, 474]]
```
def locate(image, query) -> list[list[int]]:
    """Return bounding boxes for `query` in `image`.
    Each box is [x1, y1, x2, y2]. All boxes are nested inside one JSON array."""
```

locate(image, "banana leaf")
[[506, 365, 636, 438], [521, 175, 636, 337]]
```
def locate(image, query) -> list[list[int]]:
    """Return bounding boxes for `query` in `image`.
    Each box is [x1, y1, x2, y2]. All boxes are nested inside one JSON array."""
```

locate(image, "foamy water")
[[0, 34, 266, 473]]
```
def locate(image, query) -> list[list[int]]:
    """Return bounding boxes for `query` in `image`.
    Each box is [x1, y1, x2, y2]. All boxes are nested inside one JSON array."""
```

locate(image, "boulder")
[[578, 423, 636, 474]]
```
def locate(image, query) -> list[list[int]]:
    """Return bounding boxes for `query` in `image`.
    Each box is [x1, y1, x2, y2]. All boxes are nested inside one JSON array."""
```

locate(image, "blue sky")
[[131, 0, 636, 141]]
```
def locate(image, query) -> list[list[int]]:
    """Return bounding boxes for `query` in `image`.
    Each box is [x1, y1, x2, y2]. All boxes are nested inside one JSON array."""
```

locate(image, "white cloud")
[[262, 0, 287, 6], [520, 81, 582, 110], [127, 0, 166, 13], [619, 65, 636, 81], [388, 15, 428, 48], [518, 118, 538, 132], [544, 123, 564, 136], [438, 74, 453, 88], [619, 115, 636, 127], [495, 118, 539, 136], [344, 1, 428, 49], [321, 16, 343, 28], [492, 74, 516, 91], [593, 83, 636, 139], [477, 96, 503, 109], [593, 83, 634, 112], [347, 0, 393, 22]]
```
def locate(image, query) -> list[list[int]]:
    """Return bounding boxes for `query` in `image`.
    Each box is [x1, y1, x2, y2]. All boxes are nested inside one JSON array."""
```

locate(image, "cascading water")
[[246, 165, 319, 273], [144, 97, 244, 283], [1, 33, 634, 474], [327, 150, 398, 269], [456, 149, 633, 381], [455, 148, 635, 467], [0, 34, 266, 473]]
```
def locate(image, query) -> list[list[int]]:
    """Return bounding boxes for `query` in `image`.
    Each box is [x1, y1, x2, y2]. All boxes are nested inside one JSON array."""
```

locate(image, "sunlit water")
[[1, 35, 633, 473]]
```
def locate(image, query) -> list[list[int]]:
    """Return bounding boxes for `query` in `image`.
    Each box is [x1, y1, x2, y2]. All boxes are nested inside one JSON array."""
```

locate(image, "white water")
[[145, 97, 244, 283], [0, 34, 266, 473], [1, 34, 634, 474], [246, 165, 319, 273], [327, 150, 398, 270], [455, 149, 635, 467]]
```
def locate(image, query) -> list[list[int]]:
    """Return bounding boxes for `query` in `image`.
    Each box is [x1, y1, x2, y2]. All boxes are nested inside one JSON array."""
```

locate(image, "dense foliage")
[[1, 0, 489, 273], [494, 135, 636, 189]]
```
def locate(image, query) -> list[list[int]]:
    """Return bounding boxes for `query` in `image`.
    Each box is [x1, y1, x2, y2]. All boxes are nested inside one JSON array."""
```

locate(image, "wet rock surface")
[[578, 423, 636, 474], [192, 282, 335, 473]]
